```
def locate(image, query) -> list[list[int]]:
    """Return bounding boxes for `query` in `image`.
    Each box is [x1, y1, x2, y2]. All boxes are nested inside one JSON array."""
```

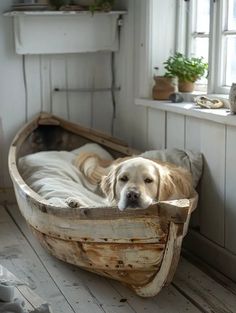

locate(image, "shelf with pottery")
[[4, 10, 126, 54]]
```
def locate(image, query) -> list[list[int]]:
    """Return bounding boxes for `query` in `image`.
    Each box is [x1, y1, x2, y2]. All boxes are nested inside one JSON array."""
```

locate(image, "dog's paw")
[[66, 197, 81, 208]]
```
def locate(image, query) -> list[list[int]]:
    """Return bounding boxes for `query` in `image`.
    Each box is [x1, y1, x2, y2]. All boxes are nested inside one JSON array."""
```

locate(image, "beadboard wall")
[[0, 0, 176, 186], [0, 0, 147, 188]]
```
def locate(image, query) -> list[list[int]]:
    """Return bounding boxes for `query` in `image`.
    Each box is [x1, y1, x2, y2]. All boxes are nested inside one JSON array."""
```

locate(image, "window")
[[181, 0, 236, 94]]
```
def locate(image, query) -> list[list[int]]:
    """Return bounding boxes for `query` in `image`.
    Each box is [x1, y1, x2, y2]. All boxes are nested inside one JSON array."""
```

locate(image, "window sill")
[[135, 97, 236, 127]]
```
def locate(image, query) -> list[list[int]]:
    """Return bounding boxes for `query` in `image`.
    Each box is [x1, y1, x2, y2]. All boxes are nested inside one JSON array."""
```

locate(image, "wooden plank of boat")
[[8, 112, 198, 297]]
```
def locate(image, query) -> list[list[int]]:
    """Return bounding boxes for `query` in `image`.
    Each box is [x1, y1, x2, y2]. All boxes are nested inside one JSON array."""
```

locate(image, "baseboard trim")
[[0, 188, 16, 204], [184, 229, 236, 282]]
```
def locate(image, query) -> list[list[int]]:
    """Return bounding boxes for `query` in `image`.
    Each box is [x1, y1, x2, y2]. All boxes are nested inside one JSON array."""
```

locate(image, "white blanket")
[[19, 143, 202, 208]]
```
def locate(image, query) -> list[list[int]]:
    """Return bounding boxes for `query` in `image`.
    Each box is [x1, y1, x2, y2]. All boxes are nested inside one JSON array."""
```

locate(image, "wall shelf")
[[4, 10, 126, 54]]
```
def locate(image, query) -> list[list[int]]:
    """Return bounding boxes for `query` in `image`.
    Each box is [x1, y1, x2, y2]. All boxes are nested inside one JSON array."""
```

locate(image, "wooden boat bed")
[[8, 112, 198, 297]]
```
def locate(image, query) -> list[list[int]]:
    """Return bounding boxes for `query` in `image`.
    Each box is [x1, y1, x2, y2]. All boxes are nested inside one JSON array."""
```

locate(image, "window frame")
[[180, 0, 236, 95]]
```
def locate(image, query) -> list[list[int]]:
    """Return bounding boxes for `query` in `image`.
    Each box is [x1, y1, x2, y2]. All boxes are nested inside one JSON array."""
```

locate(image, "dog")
[[70, 153, 194, 211]]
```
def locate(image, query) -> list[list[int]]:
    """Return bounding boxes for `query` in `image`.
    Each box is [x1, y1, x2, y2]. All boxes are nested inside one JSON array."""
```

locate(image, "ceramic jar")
[[229, 83, 236, 113], [152, 76, 178, 100]]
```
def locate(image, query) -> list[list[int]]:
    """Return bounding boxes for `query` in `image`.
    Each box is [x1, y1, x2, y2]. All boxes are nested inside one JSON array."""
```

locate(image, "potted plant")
[[163, 52, 208, 92], [49, 0, 114, 11]]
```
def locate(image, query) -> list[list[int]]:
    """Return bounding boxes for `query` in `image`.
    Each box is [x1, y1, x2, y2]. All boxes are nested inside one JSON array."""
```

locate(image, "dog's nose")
[[126, 190, 140, 201]]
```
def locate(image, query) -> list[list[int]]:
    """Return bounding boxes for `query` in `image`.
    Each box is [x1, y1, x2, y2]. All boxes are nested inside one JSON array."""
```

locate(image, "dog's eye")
[[144, 178, 153, 184], [119, 175, 128, 182]]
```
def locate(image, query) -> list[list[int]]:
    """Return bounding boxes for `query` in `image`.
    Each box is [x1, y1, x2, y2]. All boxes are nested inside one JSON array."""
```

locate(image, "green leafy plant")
[[164, 52, 208, 83], [49, 0, 69, 9], [89, 0, 114, 13]]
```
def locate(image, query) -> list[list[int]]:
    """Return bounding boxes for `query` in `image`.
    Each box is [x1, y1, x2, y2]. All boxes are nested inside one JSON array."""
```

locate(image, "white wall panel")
[[25, 55, 42, 119], [40, 55, 52, 113], [185, 116, 201, 151], [198, 121, 225, 246], [225, 126, 236, 254], [147, 108, 165, 150], [168, 115, 226, 246], [0, 0, 26, 187], [185, 116, 202, 228], [66, 54, 93, 127], [50, 55, 68, 120], [166, 112, 185, 150], [92, 53, 113, 134]]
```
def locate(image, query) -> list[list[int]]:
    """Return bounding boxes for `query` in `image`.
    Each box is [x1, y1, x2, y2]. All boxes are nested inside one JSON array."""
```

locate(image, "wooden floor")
[[1, 204, 236, 313]]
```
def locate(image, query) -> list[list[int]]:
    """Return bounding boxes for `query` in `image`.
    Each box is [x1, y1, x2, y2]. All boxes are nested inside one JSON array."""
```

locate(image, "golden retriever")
[[73, 153, 194, 211]]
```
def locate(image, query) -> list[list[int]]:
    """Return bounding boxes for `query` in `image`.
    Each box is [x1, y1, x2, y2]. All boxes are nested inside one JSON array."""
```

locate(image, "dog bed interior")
[[18, 143, 202, 208]]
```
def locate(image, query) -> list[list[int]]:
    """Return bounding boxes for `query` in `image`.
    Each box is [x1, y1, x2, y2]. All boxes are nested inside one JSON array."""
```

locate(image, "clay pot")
[[152, 76, 177, 100], [178, 81, 195, 93]]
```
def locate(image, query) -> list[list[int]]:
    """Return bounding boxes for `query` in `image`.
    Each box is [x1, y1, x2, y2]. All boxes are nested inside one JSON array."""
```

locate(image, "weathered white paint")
[[4, 204, 236, 313], [147, 108, 165, 150], [6, 11, 124, 54], [225, 126, 236, 254], [166, 112, 185, 150], [136, 98, 236, 282], [198, 121, 225, 246], [0, 0, 26, 188]]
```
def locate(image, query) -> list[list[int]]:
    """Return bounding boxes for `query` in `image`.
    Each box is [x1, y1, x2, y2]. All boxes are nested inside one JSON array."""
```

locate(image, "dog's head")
[[101, 157, 193, 211]]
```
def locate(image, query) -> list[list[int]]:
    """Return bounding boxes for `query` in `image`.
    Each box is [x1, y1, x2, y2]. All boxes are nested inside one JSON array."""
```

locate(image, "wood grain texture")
[[185, 116, 201, 228], [0, 206, 75, 313], [66, 53, 93, 127], [166, 112, 185, 150], [147, 109, 166, 150], [0, 1, 26, 188], [184, 229, 236, 283], [174, 258, 236, 313], [225, 126, 236, 254], [8, 113, 197, 297], [198, 120, 225, 246], [185, 117, 226, 245], [6, 203, 203, 313], [51, 55, 68, 120], [25, 55, 42, 120], [92, 52, 113, 134]]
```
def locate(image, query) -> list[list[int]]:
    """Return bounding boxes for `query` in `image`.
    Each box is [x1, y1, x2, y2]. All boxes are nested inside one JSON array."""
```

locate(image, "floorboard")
[[1, 204, 236, 313]]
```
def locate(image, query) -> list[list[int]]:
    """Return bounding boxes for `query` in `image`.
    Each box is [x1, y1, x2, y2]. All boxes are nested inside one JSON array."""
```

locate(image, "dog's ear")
[[156, 163, 193, 200], [101, 165, 120, 205]]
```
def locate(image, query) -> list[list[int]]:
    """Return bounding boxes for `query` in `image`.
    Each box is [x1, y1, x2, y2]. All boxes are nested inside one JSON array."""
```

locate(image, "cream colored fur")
[[74, 153, 194, 211]]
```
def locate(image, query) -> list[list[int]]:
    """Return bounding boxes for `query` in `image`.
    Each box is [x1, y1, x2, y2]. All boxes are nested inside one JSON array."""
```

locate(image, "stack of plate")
[[12, 0, 49, 10]]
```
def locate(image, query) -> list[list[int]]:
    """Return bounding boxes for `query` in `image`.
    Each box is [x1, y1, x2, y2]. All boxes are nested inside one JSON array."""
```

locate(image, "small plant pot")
[[178, 81, 195, 93], [152, 76, 177, 100]]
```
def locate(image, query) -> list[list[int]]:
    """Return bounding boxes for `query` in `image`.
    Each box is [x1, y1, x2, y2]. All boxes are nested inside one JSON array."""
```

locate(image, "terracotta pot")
[[178, 81, 195, 93], [152, 76, 177, 100]]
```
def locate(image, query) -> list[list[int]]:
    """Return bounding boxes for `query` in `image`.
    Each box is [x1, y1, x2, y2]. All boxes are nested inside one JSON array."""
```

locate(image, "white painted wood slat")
[[147, 108, 165, 150], [225, 126, 236, 254], [0, 206, 75, 313], [198, 120, 225, 246], [66, 54, 93, 127], [174, 258, 236, 313], [25, 55, 42, 120], [166, 112, 185, 150], [185, 116, 202, 228], [0, 2, 26, 188], [92, 52, 113, 134], [51, 55, 68, 120], [40, 55, 52, 113]]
